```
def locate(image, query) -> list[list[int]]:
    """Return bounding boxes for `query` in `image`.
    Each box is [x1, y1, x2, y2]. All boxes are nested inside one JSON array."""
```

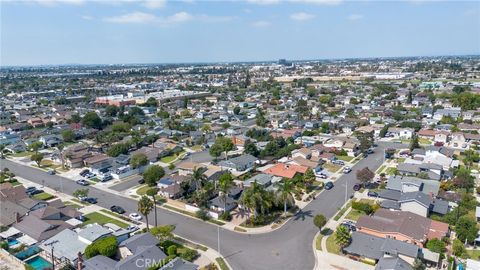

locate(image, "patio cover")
[[0, 227, 20, 238]]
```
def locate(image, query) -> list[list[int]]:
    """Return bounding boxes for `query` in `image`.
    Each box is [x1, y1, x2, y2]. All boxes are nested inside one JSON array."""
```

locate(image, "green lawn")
[[82, 212, 129, 228], [324, 163, 341, 173], [215, 257, 229, 270], [64, 201, 83, 209], [334, 201, 352, 221], [32, 192, 55, 201], [136, 185, 151, 196], [344, 209, 365, 221], [12, 151, 34, 157], [315, 234, 323, 250], [191, 145, 203, 151], [397, 158, 406, 163], [160, 151, 186, 163], [326, 235, 341, 255], [467, 249, 480, 260], [336, 155, 354, 162], [418, 138, 432, 145], [376, 165, 386, 174], [385, 167, 397, 175]]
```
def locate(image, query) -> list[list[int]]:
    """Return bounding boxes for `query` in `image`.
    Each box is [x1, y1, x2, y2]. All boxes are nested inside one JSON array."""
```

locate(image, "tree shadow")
[[293, 209, 313, 221]]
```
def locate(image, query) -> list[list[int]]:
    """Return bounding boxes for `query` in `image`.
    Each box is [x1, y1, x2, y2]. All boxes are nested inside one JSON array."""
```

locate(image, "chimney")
[[77, 252, 83, 270]]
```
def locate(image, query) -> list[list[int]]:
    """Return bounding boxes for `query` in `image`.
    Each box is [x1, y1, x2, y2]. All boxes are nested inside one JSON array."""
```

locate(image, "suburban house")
[[264, 163, 308, 179], [0, 183, 49, 226], [356, 209, 449, 247], [384, 175, 441, 196], [218, 154, 257, 172]]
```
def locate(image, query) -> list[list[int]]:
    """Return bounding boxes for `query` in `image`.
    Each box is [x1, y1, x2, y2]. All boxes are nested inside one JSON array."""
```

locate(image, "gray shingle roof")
[[386, 176, 440, 196], [399, 191, 432, 208], [344, 232, 419, 260], [159, 257, 198, 270], [375, 257, 413, 270], [119, 232, 159, 254]]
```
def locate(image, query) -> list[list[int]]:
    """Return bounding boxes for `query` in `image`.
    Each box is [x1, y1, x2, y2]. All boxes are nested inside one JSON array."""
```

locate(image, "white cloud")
[[31, 0, 85, 6], [290, 12, 315, 21], [252, 20, 272, 27], [347, 14, 363, 20], [104, 12, 157, 24], [81, 15, 94, 20], [142, 0, 166, 9], [104, 11, 233, 26], [290, 0, 342, 5], [247, 0, 280, 5]]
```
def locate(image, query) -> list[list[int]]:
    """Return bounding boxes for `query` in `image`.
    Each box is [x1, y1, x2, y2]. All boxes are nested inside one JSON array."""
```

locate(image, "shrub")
[[84, 236, 118, 259], [180, 248, 199, 262], [0, 241, 8, 250], [167, 245, 177, 256], [196, 209, 210, 221], [219, 212, 232, 221]]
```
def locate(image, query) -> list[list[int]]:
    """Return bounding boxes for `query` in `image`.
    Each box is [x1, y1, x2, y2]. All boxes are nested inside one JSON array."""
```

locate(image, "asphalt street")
[[0, 144, 391, 270]]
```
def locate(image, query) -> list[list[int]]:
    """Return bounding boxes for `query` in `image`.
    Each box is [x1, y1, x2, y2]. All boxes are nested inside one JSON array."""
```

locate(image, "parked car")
[[341, 221, 357, 232], [84, 197, 97, 204], [367, 149, 374, 154], [138, 178, 145, 184], [343, 166, 352, 174], [110, 205, 125, 214], [47, 169, 56, 175], [79, 169, 90, 177], [332, 160, 345, 165], [324, 181, 334, 190], [76, 179, 89, 186], [98, 174, 112, 182], [25, 186, 37, 193], [85, 173, 97, 179], [28, 189, 43, 196], [352, 183, 361, 191], [129, 213, 142, 221], [367, 191, 379, 197], [127, 225, 139, 231]]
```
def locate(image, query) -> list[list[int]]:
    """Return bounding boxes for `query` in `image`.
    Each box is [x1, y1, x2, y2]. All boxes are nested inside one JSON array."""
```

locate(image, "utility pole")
[[45, 240, 59, 270]]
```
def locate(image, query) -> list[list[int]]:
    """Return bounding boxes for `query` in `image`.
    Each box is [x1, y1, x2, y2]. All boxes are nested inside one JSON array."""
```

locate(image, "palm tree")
[[218, 173, 234, 212], [239, 182, 273, 223], [275, 179, 295, 216], [0, 144, 5, 159], [146, 188, 159, 227], [334, 225, 351, 248], [191, 167, 205, 192], [138, 196, 154, 231], [56, 144, 65, 169]]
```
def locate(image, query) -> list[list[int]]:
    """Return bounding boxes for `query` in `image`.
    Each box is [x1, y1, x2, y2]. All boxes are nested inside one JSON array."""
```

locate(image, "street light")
[[45, 240, 59, 270]]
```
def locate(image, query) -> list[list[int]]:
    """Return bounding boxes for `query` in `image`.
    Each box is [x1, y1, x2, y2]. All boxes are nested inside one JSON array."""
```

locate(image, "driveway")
[[1, 145, 387, 270]]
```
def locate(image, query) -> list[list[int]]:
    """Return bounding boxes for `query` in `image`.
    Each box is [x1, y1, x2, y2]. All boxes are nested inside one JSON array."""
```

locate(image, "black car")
[[138, 178, 145, 184], [79, 169, 90, 176], [25, 186, 37, 193], [85, 198, 97, 204], [367, 191, 379, 197], [110, 205, 125, 214], [324, 181, 334, 190], [352, 183, 361, 191], [367, 149, 374, 154], [28, 189, 43, 196]]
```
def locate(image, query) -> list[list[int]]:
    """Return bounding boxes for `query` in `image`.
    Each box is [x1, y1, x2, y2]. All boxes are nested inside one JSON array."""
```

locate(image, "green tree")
[[84, 236, 117, 259], [455, 215, 478, 244], [218, 173, 234, 212], [239, 182, 273, 221], [233, 106, 241, 115], [73, 188, 89, 198], [412, 259, 426, 270], [0, 144, 4, 159], [192, 167, 206, 192], [209, 144, 222, 160], [30, 153, 44, 167], [82, 112, 103, 129], [143, 165, 165, 187], [409, 134, 420, 151], [334, 225, 351, 248], [244, 139, 259, 157], [453, 167, 475, 190], [29, 141, 43, 153], [107, 143, 129, 157], [104, 105, 119, 117], [313, 214, 327, 231], [452, 239, 467, 258], [426, 238, 446, 254], [463, 149, 480, 167], [61, 129, 75, 142], [303, 169, 316, 189], [130, 153, 149, 169], [138, 195, 154, 230], [151, 225, 175, 242], [275, 179, 295, 216], [146, 188, 159, 227]]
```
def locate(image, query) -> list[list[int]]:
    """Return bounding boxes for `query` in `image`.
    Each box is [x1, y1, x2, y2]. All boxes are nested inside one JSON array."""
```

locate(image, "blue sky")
[[1, 0, 479, 66]]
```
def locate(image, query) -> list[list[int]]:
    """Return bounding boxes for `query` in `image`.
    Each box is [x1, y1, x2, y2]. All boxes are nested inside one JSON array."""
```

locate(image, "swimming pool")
[[25, 256, 52, 270], [15, 245, 40, 260], [7, 239, 19, 247]]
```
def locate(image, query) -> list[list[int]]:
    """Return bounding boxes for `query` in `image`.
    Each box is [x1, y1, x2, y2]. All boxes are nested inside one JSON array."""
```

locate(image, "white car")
[[129, 213, 142, 221]]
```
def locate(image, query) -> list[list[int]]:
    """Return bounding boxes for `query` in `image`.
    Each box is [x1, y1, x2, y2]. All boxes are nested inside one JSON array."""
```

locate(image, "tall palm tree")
[[146, 188, 159, 227], [138, 195, 154, 231], [56, 144, 65, 169], [218, 173, 234, 212], [191, 167, 205, 192], [0, 144, 5, 159], [275, 179, 295, 216], [239, 182, 273, 222]]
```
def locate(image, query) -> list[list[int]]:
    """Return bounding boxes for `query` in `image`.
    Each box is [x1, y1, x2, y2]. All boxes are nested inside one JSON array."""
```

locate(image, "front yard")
[[160, 151, 186, 163], [32, 192, 55, 201], [336, 155, 354, 162], [82, 212, 129, 228], [323, 163, 342, 173], [466, 249, 480, 260], [326, 235, 341, 255]]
